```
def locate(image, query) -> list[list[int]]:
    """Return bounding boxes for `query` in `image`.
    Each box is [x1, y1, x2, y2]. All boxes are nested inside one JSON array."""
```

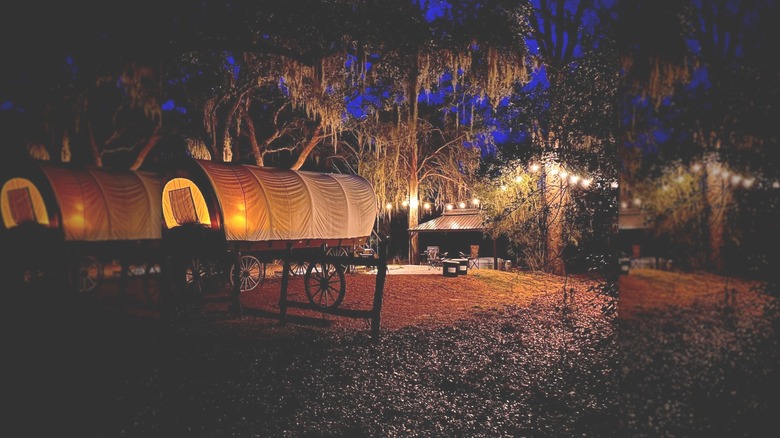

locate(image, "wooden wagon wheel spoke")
[[304, 261, 346, 310], [230, 255, 264, 292], [184, 258, 210, 295]]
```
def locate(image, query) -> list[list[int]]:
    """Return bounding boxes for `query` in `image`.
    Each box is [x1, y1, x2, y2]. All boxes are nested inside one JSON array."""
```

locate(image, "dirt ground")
[[88, 265, 602, 335], [618, 268, 772, 319]]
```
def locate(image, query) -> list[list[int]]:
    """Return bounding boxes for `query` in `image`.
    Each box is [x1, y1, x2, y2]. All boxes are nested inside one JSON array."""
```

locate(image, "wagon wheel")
[[184, 257, 212, 295], [229, 255, 264, 292], [304, 261, 346, 310], [289, 259, 309, 276], [142, 262, 162, 305], [326, 246, 354, 274], [76, 255, 102, 293]]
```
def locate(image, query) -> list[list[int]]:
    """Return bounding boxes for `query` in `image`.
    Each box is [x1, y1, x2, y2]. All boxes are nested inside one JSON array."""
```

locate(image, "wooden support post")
[[370, 238, 389, 341], [118, 256, 129, 311], [279, 243, 293, 325], [230, 247, 243, 317]]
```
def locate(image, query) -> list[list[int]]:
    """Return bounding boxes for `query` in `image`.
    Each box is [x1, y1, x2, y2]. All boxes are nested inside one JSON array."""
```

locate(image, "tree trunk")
[[243, 115, 264, 167], [87, 122, 102, 167], [407, 64, 420, 265], [290, 125, 323, 170], [544, 168, 568, 276], [408, 177, 420, 264], [703, 166, 729, 272], [129, 126, 161, 170]]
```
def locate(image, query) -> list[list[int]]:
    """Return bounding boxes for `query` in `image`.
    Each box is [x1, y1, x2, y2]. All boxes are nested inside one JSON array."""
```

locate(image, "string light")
[[675, 175, 684, 183], [423, 202, 431, 210], [730, 175, 742, 185], [501, 185, 508, 191], [549, 167, 559, 176], [458, 202, 466, 208], [514, 175, 523, 183], [773, 181, 780, 189], [409, 198, 419, 208], [633, 198, 642, 207], [620, 201, 628, 209], [446, 204, 453, 210], [569, 175, 580, 185], [581, 179, 592, 188], [472, 198, 480, 206], [559, 170, 568, 179], [401, 200, 409, 207], [385, 203, 392, 210], [610, 181, 619, 189], [530, 164, 540, 172], [692, 163, 702, 172], [742, 178, 754, 188]]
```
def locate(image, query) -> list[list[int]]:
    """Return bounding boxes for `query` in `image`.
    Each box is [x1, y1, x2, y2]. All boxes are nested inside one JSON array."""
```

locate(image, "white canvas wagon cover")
[[162, 160, 377, 242], [1, 163, 162, 241]]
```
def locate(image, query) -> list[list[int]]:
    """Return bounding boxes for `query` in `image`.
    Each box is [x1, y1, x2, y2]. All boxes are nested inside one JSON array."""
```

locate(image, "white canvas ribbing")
[[37, 164, 163, 241], [194, 160, 377, 242]]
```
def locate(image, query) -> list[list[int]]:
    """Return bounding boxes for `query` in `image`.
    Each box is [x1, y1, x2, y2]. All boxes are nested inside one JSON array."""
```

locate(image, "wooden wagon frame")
[[160, 159, 388, 339], [0, 161, 165, 303]]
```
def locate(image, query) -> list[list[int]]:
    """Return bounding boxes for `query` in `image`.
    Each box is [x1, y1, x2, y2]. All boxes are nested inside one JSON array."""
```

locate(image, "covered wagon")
[[0, 161, 163, 296], [161, 159, 384, 314]]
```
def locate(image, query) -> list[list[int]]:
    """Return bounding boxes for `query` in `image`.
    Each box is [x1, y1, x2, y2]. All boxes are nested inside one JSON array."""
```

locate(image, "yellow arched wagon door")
[[1, 177, 50, 229], [162, 177, 212, 229]]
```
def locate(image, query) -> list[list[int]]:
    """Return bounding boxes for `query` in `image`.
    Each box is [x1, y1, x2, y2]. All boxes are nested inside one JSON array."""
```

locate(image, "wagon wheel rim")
[[304, 261, 345, 310], [78, 256, 102, 293], [290, 260, 308, 276], [230, 255, 264, 292], [327, 246, 353, 274], [184, 258, 209, 294]]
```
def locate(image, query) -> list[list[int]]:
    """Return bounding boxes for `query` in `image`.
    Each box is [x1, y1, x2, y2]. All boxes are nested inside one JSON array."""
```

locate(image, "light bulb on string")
[[385, 203, 392, 210], [409, 198, 419, 208], [423, 202, 431, 210], [401, 200, 409, 207], [581, 179, 592, 188], [472, 198, 480, 206], [500, 185, 508, 191], [514, 175, 523, 183], [446, 204, 453, 211], [530, 163, 540, 172], [458, 202, 466, 209], [692, 163, 702, 172], [569, 175, 579, 185], [610, 181, 619, 189], [773, 181, 780, 189]]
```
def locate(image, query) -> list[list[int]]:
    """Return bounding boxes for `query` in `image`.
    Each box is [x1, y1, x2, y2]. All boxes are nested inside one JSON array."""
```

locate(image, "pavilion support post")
[[371, 238, 389, 342], [230, 247, 243, 317], [279, 243, 293, 325], [493, 237, 498, 270]]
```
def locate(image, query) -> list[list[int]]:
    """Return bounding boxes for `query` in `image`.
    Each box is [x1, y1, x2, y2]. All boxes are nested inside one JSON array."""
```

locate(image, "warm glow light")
[[711, 168, 721, 177], [385, 203, 392, 210], [743, 178, 754, 188], [675, 175, 684, 183], [610, 181, 619, 189], [559, 171, 568, 179], [423, 202, 431, 210], [514, 175, 523, 183], [472, 198, 480, 206], [620, 201, 628, 209], [402, 200, 409, 207], [530, 164, 540, 172], [501, 185, 508, 191], [409, 198, 419, 208], [458, 202, 466, 208], [581, 179, 591, 188], [237, 203, 246, 211], [692, 163, 702, 172], [730, 175, 742, 185], [662, 185, 669, 191], [569, 175, 579, 185], [773, 181, 780, 189], [446, 204, 453, 210], [75, 203, 84, 212], [633, 198, 642, 206], [549, 167, 559, 176]]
